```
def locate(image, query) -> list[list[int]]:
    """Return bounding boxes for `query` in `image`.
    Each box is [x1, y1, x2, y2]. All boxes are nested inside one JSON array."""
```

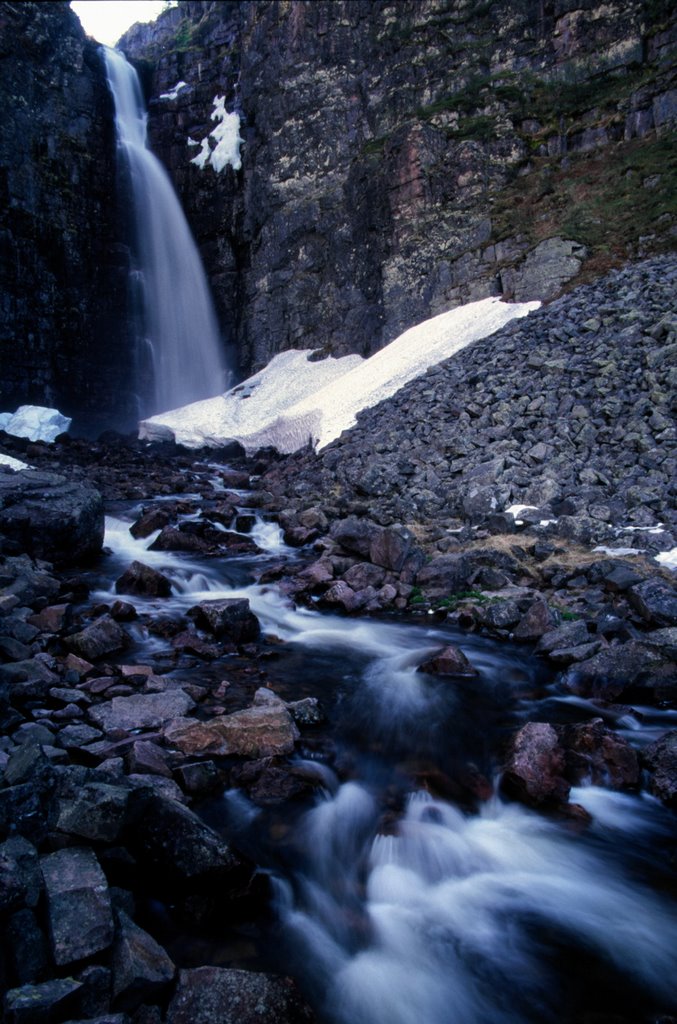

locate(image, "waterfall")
[[103, 48, 228, 418]]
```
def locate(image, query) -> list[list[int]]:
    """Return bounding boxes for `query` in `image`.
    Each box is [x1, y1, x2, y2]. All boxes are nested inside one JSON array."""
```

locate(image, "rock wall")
[[121, 0, 677, 377], [0, 1, 135, 433]]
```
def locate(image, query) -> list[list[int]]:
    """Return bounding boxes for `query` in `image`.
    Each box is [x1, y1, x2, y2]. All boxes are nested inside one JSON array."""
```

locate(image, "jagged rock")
[[166, 967, 315, 1024], [41, 847, 114, 965], [4, 978, 83, 1024], [56, 782, 130, 842], [343, 562, 387, 591], [513, 599, 558, 640], [320, 580, 361, 612], [66, 616, 131, 661], [27, 603, 72, 633], [502, 722, 569, 807], [0, 470, 104, 565], [115, 561, 172, 598], [129, 508, 171, 539], [111, 910, 175, 1010], [123, 741, 173, 778], [561, 642, 677, 701], [126, 793, 243, 885], [418, 645, 478, 678], [627, 578, 677, 626], [559, 719, 639, 789], [191, 598, 260, 642], [536, 621, 591, 655], [88, 690, 195, 734], [163, 704, 299, 758], [369, 528, 415, 572], [641, 731, 677, 807], [506, 237, 587, 301], [481, 599, 523, 631]]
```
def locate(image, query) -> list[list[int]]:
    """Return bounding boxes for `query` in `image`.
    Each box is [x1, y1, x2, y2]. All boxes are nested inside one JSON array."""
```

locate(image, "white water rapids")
[[103, 48, 227, 417], [97, 510, 677, 1023]]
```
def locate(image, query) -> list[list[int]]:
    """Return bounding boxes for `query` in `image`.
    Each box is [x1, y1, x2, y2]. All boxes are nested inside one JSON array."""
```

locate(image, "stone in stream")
[[111, 910, 175, 1010], [41, 847, 114, 964], [418, 645, 478, 678], [115, 561, 172, 598], [501, 722, 570, 808], [191, 598, 261, 643], [166, 966, 315, 1024], [559, 719, 639, 790], [65, 615, 131, 661], [641, 730, 677, 807]]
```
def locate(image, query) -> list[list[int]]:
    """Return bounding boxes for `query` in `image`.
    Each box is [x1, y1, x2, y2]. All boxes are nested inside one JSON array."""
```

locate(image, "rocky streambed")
[[0, 255, 676, 1024]]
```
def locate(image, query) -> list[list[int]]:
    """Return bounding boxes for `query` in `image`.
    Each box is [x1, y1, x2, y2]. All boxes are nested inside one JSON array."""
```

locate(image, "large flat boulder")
[[0, 469, 104, 565]]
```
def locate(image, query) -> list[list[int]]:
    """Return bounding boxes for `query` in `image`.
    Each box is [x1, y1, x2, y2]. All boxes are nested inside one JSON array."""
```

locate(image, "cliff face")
[[121, 0, 676, 377], [0, 1, 135, 433]]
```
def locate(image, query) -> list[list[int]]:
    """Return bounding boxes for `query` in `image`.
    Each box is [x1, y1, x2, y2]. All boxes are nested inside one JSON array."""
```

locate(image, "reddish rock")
[[115, 561, 172, 598], [418, 645, 478, 678], [163, 705, 299, 758], [560, 718, 639, 789], [502, 722, 569, 807]]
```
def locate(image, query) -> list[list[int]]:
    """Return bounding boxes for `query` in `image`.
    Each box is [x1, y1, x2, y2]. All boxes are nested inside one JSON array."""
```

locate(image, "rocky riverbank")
[[0, 255, 676, 1024]]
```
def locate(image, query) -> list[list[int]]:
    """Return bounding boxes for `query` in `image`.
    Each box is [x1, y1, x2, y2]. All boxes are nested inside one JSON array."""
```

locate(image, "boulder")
[[329, 517, 380, 557], [502, 722, 569, 807], [164, 704, 299, 758], [111, 910, 175, 1010], [561, 642, 677, 701], [0, 836, 42, 912], [559, 719, 639, 789], [115, 561, 172, 598], [627, 578, 677, 626], [191, 598, 260, 642], [89, 690, 195, 734], [0, 469, 104, 565], [513, 599, 558, 640], [4, 978, 83, 1024], [166, 967, 314, 1024], [640, 731, 677, 807], [41, 847, 114, 965], [66, 616, 131, 661], [418, 645, 478, 677], [56, 782, 130, 842]]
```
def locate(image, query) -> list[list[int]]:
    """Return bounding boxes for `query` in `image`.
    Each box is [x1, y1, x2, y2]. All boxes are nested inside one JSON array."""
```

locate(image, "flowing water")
[[103, 49, 228, 417], [96, 498, 677, 1024]]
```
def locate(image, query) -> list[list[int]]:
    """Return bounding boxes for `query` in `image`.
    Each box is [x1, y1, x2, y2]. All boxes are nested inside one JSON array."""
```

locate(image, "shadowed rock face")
[[0, 2, 136, 434], [121, 0, 676, 378]]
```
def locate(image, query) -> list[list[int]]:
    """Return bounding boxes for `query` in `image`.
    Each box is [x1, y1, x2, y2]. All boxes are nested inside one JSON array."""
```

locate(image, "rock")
[[4, 978, 83, 1024], [418, 645, 478, 677], [0, 836, 42, 912], [481, 599, 523, 631], [127, 793, 243, 885], [173, 761, 221, 796], [559, 719, 639, 789], [329, 517, 379, 558], [111, 910, 175, 1010], [41, 847, 114, 965], [115, 561, 172, 598], [507, 237, 587, 301], [502, 722, 569, 807], [58, 723, 104, 749], [536, 621, 590, 655], [27, 603, 72, 633], [66, 616, 131, 661], [627, 578, 677, 626], [369, 528, 415, 571], [191, 598, 260, 642], [342, 562, 387, 591], [320, 580, 361, 612], [513, 599, 558, 640], [56, 782, 130, 842], [286, 697, 324, 726], [7, 908, 49, 985], [166, 967, 314, 1024], [129, 508, 171, 539], [0, 470, 104, 566], [89, 690, 195, 734], [164, 704, 299, 758], [641, 731, 677, 807], [124, 741, 173, 778], [561, 642, 677, 701]]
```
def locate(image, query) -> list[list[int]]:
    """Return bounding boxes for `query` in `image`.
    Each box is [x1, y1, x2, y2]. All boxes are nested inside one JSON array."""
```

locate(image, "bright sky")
[[70, 1, 171, 46]]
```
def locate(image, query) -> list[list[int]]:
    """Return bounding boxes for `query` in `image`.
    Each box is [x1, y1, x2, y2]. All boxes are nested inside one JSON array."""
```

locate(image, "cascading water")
[[103, 48, 228, 417], [92, 499, 677, 1023]]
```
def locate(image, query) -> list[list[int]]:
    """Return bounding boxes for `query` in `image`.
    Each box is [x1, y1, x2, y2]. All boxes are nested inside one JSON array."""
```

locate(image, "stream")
[[91, 481, 677, 1024]]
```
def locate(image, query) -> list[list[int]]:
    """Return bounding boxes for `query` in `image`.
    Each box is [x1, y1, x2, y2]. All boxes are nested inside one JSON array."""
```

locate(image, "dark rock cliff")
[[121, 0, 676, 377], [0, 1, 135, 433]]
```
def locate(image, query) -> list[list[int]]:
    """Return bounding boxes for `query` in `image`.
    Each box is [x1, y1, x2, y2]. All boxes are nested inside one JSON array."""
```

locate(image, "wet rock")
[[115, 561, 172, 598], [129, 508, 171, 539], [41, 847, 114, 965], [149, 526, 210, 553], [191, 598, 260, 643], [4, 977, 83, 1024], [627, 578, 677, 626], [286, 697, 324, 726], [0, 470, 104, 566], [561, 642, 677, 701], [66, 616, 131, 661], [166, 966, 315, 1024], [89, 690, 195, 734], [418, 645, 478, 678], [502, 722, 569, 807], [164, 704, 299, 758], [127, 793, 243, 885], [559, 719, 639, 789], [111, 910, 175, 1010], [641, 731, 677, 808]]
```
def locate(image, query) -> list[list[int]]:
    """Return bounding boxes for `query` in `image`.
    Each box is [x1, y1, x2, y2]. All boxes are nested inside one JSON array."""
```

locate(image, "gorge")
[[0, 2, 676, 1024]]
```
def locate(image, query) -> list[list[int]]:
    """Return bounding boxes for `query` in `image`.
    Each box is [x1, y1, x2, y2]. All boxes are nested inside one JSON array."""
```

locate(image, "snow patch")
[[656, 548, 677, 570], [593, 545, 642, 557], [190, 95, 243, 173], [159, 81, 188, 101], [0, 453, 31, 472], [139, 297, 538, 453], [0, 406, 71, 443]]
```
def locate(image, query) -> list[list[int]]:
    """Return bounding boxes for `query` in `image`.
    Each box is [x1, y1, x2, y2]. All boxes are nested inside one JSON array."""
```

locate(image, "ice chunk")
[[1, 405, 71, 443], [0, 453, 30, 471]]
